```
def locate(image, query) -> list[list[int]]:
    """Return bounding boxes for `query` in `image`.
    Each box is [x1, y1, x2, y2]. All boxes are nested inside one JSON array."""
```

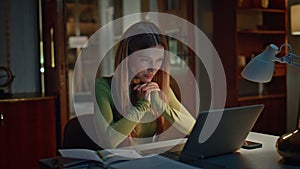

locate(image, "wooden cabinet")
[[213, 0, 287, 135], [0, 94, 57, 169]]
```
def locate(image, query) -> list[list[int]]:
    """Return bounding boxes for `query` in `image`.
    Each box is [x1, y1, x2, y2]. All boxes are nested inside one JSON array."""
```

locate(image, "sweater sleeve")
[[94, 78, 150, 148], [150, 88, 196, 135]]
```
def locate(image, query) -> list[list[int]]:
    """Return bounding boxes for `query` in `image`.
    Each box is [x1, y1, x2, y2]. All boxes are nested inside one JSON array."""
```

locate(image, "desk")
[[200, 132, 299, 169], [128, 132, 299, 169], [40, 132, 300, 169]]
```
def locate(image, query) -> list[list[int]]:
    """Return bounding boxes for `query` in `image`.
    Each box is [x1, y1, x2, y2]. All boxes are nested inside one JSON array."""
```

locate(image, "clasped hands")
[[133, 82, 160, 102]]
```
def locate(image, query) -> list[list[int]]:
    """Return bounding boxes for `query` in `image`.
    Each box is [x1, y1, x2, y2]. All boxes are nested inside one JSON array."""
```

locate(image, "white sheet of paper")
[[110, 155, 201, 169], [101, 148, 143, 158], [58, 149, 103, 163]]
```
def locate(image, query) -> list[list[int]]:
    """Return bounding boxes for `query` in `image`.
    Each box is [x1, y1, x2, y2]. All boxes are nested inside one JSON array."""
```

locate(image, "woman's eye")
[[156, 58, 163, 63], [141, 58, 151, 63]]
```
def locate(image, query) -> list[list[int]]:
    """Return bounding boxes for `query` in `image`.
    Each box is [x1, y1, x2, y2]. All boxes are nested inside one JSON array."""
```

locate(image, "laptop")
[[169, 104, 264, 159]]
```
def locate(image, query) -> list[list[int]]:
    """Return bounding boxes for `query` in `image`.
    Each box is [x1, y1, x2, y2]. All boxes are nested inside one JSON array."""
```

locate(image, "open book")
[[58, 148, 142, 167], [58, 148, 200, 169]]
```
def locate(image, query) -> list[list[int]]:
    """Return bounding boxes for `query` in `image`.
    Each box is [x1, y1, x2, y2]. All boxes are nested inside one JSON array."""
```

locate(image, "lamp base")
[[276, 128, 300, 162]]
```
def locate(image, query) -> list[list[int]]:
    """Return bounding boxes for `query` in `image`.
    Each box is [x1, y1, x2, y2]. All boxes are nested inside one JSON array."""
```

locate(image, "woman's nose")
[[150, 61, 161, 69], [147, 68, 155, 72]]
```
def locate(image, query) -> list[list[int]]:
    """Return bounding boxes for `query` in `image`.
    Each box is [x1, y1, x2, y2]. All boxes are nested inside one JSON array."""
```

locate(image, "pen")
[[102, 153, 118, 161], [97, 150, 118, 161], [97, 150, 104, 159]]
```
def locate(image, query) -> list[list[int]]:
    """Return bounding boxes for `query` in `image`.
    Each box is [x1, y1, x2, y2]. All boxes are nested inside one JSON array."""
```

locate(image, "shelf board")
[[238, 93, 286, 102], [237, 29, 286, 34], [66, 2, 97, 9], [66, 22, 99, 36], [237, 8, 286, 13]]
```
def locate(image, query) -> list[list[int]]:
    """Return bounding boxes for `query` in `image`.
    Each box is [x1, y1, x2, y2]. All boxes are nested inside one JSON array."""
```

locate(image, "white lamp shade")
[[291, 4, 300, 35], [241, 44, 278, 83]]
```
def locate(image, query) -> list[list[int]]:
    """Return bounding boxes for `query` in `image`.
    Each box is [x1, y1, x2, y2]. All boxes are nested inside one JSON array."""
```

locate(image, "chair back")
[[63, 114, 102, 150]]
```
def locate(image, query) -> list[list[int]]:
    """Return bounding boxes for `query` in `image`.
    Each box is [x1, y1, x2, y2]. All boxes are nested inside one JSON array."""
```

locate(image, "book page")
[[110, 155, 201, 169], [58, 148, 143, 166], [58, 149, 103, 163]]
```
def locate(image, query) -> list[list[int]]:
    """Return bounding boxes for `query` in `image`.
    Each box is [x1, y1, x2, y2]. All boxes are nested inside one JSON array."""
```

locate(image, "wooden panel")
[[213, 0, 238, 107], [0, 96, 56, 169], [42, 0, 69, 144]]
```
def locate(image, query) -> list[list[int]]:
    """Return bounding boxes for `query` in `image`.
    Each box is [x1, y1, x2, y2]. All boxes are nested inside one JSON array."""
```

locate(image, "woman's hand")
[[133, 82, 160, 102]]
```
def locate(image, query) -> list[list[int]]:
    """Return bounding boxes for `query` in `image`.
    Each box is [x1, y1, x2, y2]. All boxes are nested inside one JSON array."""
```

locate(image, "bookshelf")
[[213, 0, 288, 135]]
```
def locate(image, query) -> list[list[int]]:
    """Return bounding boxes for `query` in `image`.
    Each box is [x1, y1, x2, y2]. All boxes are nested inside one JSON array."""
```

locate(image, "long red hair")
[[113, 22, 170, 138]]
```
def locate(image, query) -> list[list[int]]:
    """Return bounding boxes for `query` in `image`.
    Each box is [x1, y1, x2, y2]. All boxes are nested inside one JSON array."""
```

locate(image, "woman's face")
[[128, 46, 165, 83]]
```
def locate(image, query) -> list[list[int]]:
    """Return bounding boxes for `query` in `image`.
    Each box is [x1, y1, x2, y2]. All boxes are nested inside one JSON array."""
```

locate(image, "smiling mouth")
[[144, 75, 154, 79]]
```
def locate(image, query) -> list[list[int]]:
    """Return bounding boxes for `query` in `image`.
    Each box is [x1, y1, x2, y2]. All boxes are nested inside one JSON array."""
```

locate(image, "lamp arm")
[[274, 53, 300, 67], [273, 43, 300, 67]]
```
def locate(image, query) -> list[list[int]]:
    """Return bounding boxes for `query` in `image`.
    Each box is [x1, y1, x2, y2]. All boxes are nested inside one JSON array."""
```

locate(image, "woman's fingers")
[[135, 83, 147, 91], [133, 84, 140, 90], [133, 82, 160, 101], [133, 82, 160, 91], [142, 82, 160, 91]]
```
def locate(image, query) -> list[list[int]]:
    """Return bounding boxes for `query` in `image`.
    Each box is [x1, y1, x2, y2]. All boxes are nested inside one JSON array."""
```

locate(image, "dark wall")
[[287, 0, 300, 131], [0, 0, 40, 93]]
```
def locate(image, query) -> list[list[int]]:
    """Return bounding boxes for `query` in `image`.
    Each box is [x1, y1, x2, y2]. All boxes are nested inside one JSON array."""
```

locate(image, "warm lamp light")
[[291, 4, 300, 35], [241, 43, 300, 162]]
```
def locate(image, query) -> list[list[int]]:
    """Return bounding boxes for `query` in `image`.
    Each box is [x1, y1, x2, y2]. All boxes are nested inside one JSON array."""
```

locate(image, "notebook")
[[170, 104, 264, 159]]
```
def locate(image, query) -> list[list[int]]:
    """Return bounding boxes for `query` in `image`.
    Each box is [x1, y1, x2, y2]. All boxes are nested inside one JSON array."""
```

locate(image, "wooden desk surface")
[[40, 132, 300, 169]]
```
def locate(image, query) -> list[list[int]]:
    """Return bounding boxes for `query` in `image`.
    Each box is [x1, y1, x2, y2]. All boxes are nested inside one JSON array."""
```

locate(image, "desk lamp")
[[241, 44, 300, 162]]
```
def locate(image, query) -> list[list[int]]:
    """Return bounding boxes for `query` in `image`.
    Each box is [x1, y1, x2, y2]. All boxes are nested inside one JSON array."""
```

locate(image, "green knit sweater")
[[94, 77, 195, 148]]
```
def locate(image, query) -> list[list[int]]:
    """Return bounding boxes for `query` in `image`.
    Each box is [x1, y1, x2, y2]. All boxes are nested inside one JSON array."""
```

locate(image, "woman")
[[95, 21, 195, 148]]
